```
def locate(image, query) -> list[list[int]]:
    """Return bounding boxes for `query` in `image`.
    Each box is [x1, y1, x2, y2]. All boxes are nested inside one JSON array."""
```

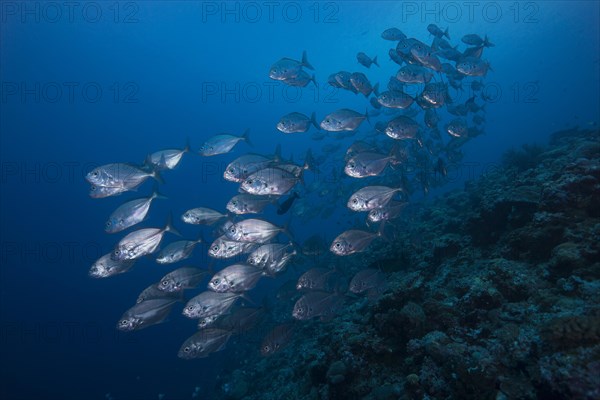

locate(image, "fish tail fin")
[[143, 154, 153, 170], [183, 137, 191, 153], [487, 61, 494, 72], [372, 82, 380, 97], [151, 185, 168, 201], [444, 27, 450, 40], [303, 148, 319, 173], [151, 167, 165, 185], [310, 112, 320, 130], [310, 74, 317, 88], [484, 35, 495, 47], [301, 50, 314, 70], [164, 213, 181, 237], [372, 55, 379, 67], [242, 129, 253, 147], [365, 108, 371, 125]]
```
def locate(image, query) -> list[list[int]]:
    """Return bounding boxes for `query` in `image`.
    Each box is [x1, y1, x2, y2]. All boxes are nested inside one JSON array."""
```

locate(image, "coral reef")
[[215, 128, 600, 399]]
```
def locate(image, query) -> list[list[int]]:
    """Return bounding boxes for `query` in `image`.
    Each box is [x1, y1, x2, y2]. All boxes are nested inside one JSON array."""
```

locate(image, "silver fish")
[[224, 154, 275, 183], [226, 194, 275, 214], [348, 186, 402, 211], [89, 253, 135, 278], [217, 307, 266, 334], [117, 298, 178, 331], [357, 52, 379, 68], [350, 72, 377, 97], [333, 71, 358, 93], [145, 142, 189, 170], [282, 70, 316, 87], [178, 328, 232, 359], [292, 291, 345, 321], [182, 291, 243, 319], [396, 64, 433, 84], [296, 268, 336, 291], [277, 112, 319, 134], [137, 283, 182, 304], [241, 167, 299, 196], [86, 163, 161, 189], [105, 190, 164, 233], [345, 151, 396, 178], [367, 201, 407, 223], [158, 267, 209, 293], [199, 129, 251, 156], [461, 34, 494, 47], [208, 264, 263, 293], [197, 314, 220, 329], [376, 90, 414, 109], [330, 229, 382, 256], [320, 109, 369, 132], [381, 27, 406, 41], [446, 118, 469, 138], [422, 83, 451, 107], [246, 243, 296, 276], [226, 218, 288, 243], [156, 237, 203, 264], [269, 51, 313, 81], [427, 24, 450, 39], [456, 57, 491, 77], [349, 269, 388, 297], [261, 323, 295, 356], [385, 115, 420, 140], [410, 42, 442, 72], [112, 219, 179, 261], [89, 184, 129, 198], [208, 235, 258, 259], [182, 207, 227, 225]]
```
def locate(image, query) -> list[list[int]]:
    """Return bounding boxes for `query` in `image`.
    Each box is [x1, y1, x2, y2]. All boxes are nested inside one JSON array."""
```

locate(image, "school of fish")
[[87, 25, 493, 359]]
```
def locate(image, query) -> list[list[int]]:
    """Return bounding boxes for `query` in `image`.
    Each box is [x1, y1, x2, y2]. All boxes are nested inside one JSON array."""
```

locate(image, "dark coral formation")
[[216, 128, 600, 400]]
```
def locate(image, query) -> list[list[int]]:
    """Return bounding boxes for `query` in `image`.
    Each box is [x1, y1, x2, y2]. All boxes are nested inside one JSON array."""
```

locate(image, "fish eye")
[[349, 162, 355, 168], [232, 201, 237, 206], [187, 306, 194, 311], [114, 250, 119, 255], [106, 221, 111, 227], [213, 279, 220, 285], [184, 346, 190, 353], [335, 243, 341, 248], [263, 345, 270, 352], [212, 245, 219, 252], [120, 320, 127, 325], [161, 280, 168, 287], [228, 167, 234, 173], [352, 198, 358, 204], [92, 171, 98, 176], [246, 179, 253, 184]]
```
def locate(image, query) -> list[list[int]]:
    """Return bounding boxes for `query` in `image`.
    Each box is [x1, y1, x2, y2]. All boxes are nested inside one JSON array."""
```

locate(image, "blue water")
[[1, 2, 598, 399]]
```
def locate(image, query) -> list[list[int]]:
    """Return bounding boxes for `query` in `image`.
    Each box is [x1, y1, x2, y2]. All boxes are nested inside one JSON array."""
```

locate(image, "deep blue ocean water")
[[1, 2, 599, 399]]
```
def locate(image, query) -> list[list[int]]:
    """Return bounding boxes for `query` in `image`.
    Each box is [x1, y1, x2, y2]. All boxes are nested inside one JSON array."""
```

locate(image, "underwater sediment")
[[215, 127, 600, 400]]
